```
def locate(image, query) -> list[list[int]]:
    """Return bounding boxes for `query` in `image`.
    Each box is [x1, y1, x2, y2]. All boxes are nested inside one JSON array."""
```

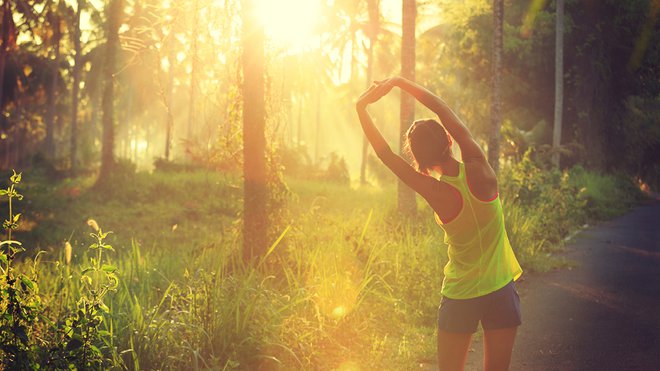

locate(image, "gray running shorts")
[[438, 280, 521, 333]]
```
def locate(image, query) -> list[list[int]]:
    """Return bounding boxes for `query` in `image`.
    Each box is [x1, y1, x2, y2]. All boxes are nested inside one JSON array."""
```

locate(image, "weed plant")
[[0, 171, 122, 368]]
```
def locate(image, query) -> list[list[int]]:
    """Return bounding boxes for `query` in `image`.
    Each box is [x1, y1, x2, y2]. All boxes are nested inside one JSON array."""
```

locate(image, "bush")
[[568, 166, 644, 219], [0, 171, 121, 368], [499, 149, 642, 271], [277, 145, 350, 185]]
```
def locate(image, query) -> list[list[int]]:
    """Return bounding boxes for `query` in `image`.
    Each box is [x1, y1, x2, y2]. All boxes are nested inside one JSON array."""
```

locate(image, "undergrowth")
[[0, 155, 643, 368]]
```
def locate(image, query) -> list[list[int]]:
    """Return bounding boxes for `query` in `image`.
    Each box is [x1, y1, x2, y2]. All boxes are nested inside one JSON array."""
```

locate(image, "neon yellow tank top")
[[435, 162, 522, 299]]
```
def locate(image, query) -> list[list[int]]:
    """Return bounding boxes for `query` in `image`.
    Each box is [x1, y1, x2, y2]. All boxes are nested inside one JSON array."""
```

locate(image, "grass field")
[[1, 160, 644, 369]]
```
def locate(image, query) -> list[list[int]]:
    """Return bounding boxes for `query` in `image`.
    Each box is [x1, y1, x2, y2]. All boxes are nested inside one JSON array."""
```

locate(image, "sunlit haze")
[[255, 0, 321, 53]]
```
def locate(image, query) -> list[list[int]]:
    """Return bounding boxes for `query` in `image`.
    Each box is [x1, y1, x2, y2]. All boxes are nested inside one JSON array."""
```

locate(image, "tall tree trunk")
[[360, 0, 380, 185], [98, 0, 122, 183], [0, 0, 12, 112], [241, 0, 267, 261], [70, 0, 82, 174], [164, 41, 174, 160], [552, 0, 564, 168], [187, 0, 199, 147], [45, 11, 62, 161], [315, 88, 321, 164], [398, 0, 417, 214], [297, 95, 302, 146], [488, 0, 503, 173]]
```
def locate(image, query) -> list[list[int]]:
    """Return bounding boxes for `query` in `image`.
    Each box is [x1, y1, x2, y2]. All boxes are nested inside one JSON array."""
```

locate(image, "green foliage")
[[59, 225, 118, 369], [620, 96, 660, 190], [0, 171, 121, 369], [0, 170, 39, 369], [153, 157, 202, 173], [367, 153, 397, 186], [499, 150, 642, 271], [4, 163, 646, 368], [322, 152, 350, 185], [568, 166, 644, 220], [500, 151, 589, 270], [277, 146, 350, 185]]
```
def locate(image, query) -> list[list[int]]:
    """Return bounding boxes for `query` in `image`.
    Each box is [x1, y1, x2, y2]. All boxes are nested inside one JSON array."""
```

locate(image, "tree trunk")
[[242, 0, 268, 261], [552, 0, 564, 168], [360, 0, 380, 185], [45, 11, 62, 161], [0, 0, 11, 112], [70, 0, 82, 174], [188, 0, 199, 146], [488, 0, 503, 173], [315, 89, 321, 164], [98, 0, 122, 184], [398, 0, 417, 214], [164, 41, 174, 160], [297, 95, 303, 146]]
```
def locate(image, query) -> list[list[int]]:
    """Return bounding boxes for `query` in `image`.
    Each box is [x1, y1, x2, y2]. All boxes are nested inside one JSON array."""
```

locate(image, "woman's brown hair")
[[404, 119, 451, 174]]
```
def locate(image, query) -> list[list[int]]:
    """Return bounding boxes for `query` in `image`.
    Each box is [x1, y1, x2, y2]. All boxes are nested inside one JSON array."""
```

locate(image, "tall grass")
[[2, 158, 643, 368]]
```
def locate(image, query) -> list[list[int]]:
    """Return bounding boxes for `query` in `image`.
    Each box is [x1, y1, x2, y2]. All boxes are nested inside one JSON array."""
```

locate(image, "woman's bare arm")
[[355, 84, 440, 200], [384, 77, 489, 165], [381, 77, 498, 198]]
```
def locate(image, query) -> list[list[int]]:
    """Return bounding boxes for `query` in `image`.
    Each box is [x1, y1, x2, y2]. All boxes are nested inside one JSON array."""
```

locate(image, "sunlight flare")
[[254, 0, 321, 53]]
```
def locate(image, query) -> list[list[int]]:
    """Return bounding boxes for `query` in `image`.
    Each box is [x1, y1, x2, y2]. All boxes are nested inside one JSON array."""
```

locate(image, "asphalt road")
[[463, 196, 660, 370]]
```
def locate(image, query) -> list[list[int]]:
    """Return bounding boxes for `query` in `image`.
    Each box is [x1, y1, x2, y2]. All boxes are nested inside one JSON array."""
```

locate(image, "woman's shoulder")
[[463, 160, 498, 201]]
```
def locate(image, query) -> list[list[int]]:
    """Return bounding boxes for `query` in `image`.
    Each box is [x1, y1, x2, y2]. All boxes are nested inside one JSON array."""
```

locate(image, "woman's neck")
[[433, 157, 460, 177]]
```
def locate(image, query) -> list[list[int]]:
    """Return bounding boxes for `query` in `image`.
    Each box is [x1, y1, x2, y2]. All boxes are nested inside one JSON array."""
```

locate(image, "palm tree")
[[242, 0, 267, 260], [44, 1, 65, 161], [187, 0, 199, 147], [98, 0, 122, 184], [398, 0, 417, 214], [360, 0, 380, 184], [70, 0, 83, 174], [488, 0, 503, 173], [552, 0, 564, 168], [0, 0, 14, 114]]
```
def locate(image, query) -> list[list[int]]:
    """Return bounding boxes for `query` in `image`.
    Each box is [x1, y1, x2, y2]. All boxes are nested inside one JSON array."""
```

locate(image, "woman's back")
[[434, 163, 522, 299]]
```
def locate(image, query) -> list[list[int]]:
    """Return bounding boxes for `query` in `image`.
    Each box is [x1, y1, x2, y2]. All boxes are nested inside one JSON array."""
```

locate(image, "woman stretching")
[[356, 76, 523, 371]]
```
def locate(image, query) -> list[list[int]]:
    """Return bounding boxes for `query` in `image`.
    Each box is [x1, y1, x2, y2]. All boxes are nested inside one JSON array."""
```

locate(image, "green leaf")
[[107, 273, 119, 289], [89, 243, 99, 249], [0, 253, 7, 265], [13, 213, 21, 223], [80, 275, 92, 286], [90, 344, 102, 356], [0, 189, 7, 196], [102, 244, 115, 251], [98, 302, 110, 313], [10, 170, 21, 184], [20, 276, 36, 291], [101, 264, 117, 273], [0, 240, 22, 247], [81, 267, 94, 275]]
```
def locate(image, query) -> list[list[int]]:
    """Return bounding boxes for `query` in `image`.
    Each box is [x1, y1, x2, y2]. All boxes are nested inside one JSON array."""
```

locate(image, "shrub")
[[499, 149, 642, 270], [0, 171, 120, 368]]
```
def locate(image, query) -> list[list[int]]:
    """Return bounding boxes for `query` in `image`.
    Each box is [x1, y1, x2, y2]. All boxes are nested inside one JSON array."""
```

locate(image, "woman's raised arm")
[[381, 77, 488, 164], [355, 83, 440, 201]]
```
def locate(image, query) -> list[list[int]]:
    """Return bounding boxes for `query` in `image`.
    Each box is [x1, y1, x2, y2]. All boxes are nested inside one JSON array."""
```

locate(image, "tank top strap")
[[438, 162, 466, 186]]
